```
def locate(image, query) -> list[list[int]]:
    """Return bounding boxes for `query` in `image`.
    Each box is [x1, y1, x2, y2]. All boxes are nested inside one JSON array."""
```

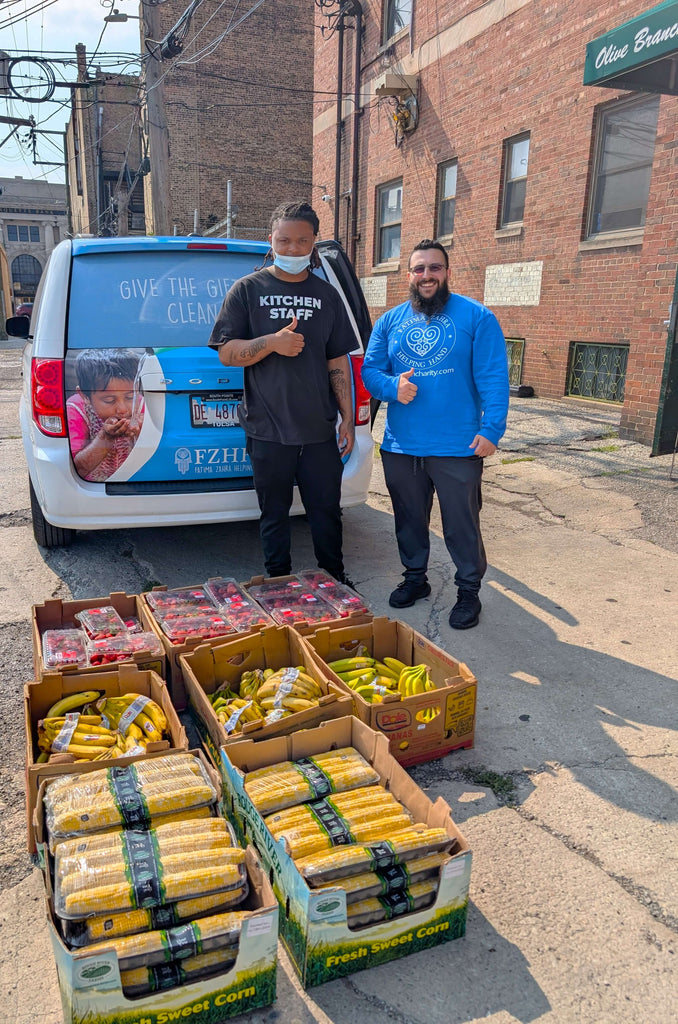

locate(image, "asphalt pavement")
[[0, 342, 676, 1024]]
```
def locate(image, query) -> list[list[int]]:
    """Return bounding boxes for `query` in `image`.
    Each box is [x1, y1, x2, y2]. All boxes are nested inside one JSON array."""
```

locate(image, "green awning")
[[584, 0, 678, 93]]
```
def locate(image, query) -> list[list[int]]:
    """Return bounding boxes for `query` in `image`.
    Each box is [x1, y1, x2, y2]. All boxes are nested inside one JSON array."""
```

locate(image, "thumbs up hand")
[[397, 366, 418, 404], [271, 315, 305, 357]]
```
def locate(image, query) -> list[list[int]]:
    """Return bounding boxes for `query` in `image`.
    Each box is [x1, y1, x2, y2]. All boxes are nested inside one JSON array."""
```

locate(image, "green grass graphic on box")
[[303, 901, 468, 986]]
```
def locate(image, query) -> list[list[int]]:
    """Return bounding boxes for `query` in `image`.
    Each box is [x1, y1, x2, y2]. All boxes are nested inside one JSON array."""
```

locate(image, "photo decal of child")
[[66, 348, 145, 482]]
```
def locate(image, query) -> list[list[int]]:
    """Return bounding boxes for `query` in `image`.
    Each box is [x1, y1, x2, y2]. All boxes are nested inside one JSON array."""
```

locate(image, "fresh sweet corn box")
[[219, 716, 472, 988], [44, 847, 278, 1024]]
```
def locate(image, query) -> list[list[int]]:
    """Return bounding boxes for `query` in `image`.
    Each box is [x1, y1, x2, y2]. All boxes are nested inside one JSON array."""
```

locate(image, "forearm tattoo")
[[329, 367, 351, 409], [238, 337, 268, 363]]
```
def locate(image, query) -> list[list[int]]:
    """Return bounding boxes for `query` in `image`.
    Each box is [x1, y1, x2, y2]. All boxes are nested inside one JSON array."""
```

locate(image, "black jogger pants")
[[381, 450, 487, 593], [246, 436, 344, 579]]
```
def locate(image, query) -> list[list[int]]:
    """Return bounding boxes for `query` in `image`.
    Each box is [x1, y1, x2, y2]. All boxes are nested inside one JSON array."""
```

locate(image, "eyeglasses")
[[409, 263, 446, 275]]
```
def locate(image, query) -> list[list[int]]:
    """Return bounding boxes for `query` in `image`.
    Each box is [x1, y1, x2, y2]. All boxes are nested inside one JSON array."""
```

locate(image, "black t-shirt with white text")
[[208, 269, 355, 445]]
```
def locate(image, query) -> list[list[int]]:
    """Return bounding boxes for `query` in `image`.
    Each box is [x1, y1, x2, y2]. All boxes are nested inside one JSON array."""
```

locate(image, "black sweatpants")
[[246, 436, 344, 579], [381, 450, 487, 593]]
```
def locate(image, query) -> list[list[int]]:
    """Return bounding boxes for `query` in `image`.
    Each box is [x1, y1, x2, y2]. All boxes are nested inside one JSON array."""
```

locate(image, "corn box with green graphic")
[[219, 716, 472, 988], [43, 846, 278, 1024]]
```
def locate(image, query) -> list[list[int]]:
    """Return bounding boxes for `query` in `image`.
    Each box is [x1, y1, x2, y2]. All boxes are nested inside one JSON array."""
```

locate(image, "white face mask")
[[272, 249, 313, 274]]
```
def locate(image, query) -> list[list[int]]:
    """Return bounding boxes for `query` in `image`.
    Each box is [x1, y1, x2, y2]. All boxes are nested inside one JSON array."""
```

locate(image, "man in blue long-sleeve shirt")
[[362, 240, 509, 629]]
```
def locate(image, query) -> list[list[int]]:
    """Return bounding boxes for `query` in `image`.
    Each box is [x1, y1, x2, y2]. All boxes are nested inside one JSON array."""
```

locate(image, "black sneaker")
[[448, 590, 482, 629], [332, 572, 358, 591], [389, 579, 432, 609]]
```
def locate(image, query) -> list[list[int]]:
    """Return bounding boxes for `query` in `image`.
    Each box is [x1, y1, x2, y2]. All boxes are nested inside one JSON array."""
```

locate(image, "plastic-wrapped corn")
[[64, 886, 248, 948], [263, 784, 413, 861], [49, 804, 214, 853], [244, 747, 380, 816], [346, 878, 439, 929], [265, 786, 405, 840], [56, 817, 235, 875], [296, 826, 455, 884], [315, 851, 448, 904], [54, 825, 246, 920], [82, 910, 249, 972], [45, 754, 217, 847], [121, 947, 238, 997]]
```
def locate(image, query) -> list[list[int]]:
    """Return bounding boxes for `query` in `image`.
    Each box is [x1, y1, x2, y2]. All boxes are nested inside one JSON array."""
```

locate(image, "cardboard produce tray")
[[219, 716, 472, 988], [302, 617, 477, 766], [180, 625, 353, 753], [24, 664, 187, 854], [32, 592, 166, 680]]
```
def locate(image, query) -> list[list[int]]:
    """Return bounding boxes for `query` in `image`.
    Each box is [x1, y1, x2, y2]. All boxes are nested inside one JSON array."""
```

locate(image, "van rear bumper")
[[30, 433, 373, 531]]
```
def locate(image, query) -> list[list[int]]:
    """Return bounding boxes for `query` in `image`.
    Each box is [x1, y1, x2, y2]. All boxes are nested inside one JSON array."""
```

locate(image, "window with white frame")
[[500, 133, 530, 227], [376, 179, 403, 264], [588, 94, 660, 236], [384, 0, 411, 41], [437, 160, 457, 238]]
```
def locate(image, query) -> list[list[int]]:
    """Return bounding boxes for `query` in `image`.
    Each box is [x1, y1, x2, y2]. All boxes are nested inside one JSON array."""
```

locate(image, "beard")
[[409, 279, 450, 317]]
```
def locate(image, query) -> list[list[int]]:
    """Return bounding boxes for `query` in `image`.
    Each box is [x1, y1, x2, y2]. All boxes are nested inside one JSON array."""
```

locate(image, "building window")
[[7, 224, 39, 243], [384, 0, 411, 41], [566, 342, 629, 403], [376, 179, 403, 264], [500, 133, 530, 226], [436, 160, 457, 238], [11, 253, 42, 302], [587, 95, 660, 236]]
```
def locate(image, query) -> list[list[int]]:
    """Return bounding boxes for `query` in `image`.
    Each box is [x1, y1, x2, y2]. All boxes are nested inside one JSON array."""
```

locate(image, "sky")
[[0, 0, 140, 185]]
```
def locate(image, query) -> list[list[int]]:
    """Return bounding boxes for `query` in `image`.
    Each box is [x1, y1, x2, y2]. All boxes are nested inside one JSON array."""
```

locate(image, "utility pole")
[[142, 3, 171, 236]]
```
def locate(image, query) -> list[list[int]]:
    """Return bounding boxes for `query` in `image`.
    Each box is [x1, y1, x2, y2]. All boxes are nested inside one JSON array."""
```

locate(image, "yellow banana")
[[45, 690, 101, 719], [383, 657, 408, 676], [339, 667, 377, 683], [374, 661, 399, 681], [326, 657, 375, 673]]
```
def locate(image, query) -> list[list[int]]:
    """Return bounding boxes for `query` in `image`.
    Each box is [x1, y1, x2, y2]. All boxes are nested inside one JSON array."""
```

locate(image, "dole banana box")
[[24, 664, 187, 854], [32, 592, 166, 680], [42, 847, 278, 1024], [301, 617, 477, 766], [219, 716, 472, 988], [180, 624, 353, 752]]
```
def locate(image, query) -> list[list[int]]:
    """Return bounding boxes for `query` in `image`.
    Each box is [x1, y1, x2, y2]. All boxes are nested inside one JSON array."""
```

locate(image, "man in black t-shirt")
[[208, 201, 355, 583]]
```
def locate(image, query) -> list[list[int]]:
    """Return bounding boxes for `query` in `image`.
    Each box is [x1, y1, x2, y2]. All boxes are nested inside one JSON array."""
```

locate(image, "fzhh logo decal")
[[396, 313, 455, 369], [175, 447, 192, 474]]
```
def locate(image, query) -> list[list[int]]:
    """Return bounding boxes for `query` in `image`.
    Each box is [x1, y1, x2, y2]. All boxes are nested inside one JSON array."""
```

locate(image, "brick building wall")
[[66, 45, 144, 236], [313, 0, 678, 445], [141, 0, 314, 238]]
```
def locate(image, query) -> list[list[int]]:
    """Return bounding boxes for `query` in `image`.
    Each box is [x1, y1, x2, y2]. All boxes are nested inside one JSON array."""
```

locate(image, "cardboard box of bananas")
[[302, 617, 478, 767], [179, 625, 353, 750], [220, 717, 473, 988], [25, 665, 188, 855]]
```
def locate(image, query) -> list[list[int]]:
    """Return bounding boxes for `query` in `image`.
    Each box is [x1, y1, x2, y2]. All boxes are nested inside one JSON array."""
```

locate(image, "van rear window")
[[67, 250, 263, 348]]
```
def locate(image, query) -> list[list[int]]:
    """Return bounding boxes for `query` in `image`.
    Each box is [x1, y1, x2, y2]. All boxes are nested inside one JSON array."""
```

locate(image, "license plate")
[[190, 391, 241, 428]]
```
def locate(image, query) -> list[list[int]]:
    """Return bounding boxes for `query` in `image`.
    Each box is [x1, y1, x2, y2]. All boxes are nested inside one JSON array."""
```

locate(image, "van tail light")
[[31, 358, 67, 436], [350, 354, 371, 426]]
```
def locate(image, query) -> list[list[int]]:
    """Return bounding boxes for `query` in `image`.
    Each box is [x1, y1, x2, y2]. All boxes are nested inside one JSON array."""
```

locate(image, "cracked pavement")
[[1, 344, 677, 1023]]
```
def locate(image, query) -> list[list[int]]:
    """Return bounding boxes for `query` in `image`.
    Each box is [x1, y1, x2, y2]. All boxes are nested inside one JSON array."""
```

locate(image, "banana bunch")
[[238, 668, 269, 700], [96, 693, 168, 745], [327, 655, 435, 701], [214, 696, 264, 734], [397, 662, 435, 697], [327, 656, 401, 702], [256, 666, 323, 714], [44, 689, 101, 719], [38, 714, 120, 760]]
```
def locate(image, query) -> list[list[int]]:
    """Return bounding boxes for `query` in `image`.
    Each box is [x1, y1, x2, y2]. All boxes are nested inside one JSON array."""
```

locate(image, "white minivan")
[[8, 235, 374, 547]]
